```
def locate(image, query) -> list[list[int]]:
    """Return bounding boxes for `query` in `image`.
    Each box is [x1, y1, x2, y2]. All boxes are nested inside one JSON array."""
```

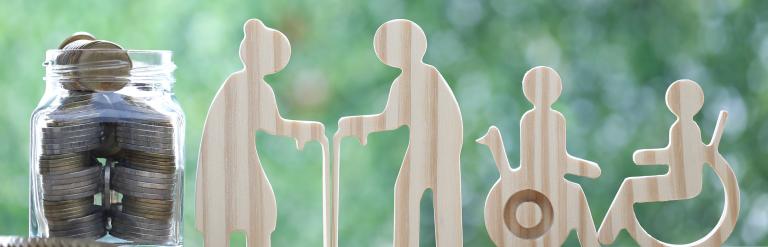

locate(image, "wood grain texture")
[[195, 19, 332, 247], [477, 66, 601, 246], [597, 80, 740, 246], [333, 19, 464, 247]]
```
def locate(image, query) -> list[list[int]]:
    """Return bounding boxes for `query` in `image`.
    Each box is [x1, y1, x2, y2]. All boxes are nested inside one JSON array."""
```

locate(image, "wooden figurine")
[[597, 80, 740, 246], [195, 19, 331, 247], [476, 66, 601, 246], [333, 19, 464, 246]]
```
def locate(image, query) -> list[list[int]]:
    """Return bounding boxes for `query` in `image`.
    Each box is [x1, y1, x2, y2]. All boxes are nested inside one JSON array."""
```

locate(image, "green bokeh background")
[[1, 0, 767, 246]]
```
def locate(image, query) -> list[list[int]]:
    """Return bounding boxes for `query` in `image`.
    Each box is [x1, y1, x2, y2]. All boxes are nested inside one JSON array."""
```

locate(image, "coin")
[[111, 219, 172, 235], [112, 166, 175, 179], [112, 176, 174, 190], [42, 185, 99, 201], [118, 143, 174, 155], [41, 122, 100, 133], [123, 163, 176, 174], [40, 164, 100, 178], [43, 199, 94, 220], [116, 122, 173, 132], [110, 206, 173, 243], [111, 180, 173, 196], [116, 128, 174, 138], [55, 38, 132, 92]]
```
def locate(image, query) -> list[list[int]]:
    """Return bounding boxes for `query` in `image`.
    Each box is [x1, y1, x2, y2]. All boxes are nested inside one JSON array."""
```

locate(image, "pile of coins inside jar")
[[37, 33, 179, 243]]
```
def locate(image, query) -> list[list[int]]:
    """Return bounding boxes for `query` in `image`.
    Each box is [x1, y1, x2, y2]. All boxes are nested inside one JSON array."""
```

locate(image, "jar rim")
[[45, 49, 172, 54], [44, 49, 176, 91]]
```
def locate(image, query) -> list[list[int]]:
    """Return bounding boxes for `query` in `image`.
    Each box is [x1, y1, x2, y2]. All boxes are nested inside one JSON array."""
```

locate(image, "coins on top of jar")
[[55, 32, 132, 92]]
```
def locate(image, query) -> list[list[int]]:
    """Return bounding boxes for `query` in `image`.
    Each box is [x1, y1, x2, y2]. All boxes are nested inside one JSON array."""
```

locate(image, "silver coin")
[[39, 164, 96, 176], [41, 139, 101, 149], [41, 122, 100, 133], [115, 135, 173, 145], [39, 154, 90, 166], [111, 217, 170, 231], [116, 122, 173, 132], [114, 172, 175, 184], [42, 133, 102, 144], [111, 179, 173, 194], [47, 208, 103, 227], [43, 185, 99, 201], [39, 161, 88, 173], [43, 203, 94, 220], [111, 186, 173, 200], [122, 196, 174, 208], [43, 178, 99, 191], [39, 160, 90, 170], [122, 158, 175, 168], [116, 137, 174, 148], [51, 226, 106, 240], [43, 182, 100, 197], [111, 219, 172, 236], [111, 207, 172, 225], [43, 170, 101, 185], [56, 229, 107, 240], [39, 152, 89, 160], [121, 149, 175, 160], [122, 200, 173, 213], [42, 166, 101, 180], [112, 166, 175, 179], [122, 163, 177, 175], [116, 128, 173, 138], [109, 228, 171, 243], [40, 163, 99, 177], [41, 144, 101, 155], [114, 206, 172, 221], [43, 197, 92, 207], [113, 177, 174, 190], [42, 127, 103, 139], [118, 143, 174, 155], [49, 215, 104, 233], [43, 205, 93, 220]]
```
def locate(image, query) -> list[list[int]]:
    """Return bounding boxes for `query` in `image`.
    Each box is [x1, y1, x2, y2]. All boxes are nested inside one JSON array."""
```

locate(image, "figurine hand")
[[337, 116, 370, 145]]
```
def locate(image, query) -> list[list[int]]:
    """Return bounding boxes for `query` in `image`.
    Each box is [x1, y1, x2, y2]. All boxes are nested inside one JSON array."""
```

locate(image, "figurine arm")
[[632, 148, 669, 165], [566, 155, 601, 179], [335, 114, 390, 145], [335, 82, 404, 145], [275, 119, 326, 150], [255, 83, 326, 150]]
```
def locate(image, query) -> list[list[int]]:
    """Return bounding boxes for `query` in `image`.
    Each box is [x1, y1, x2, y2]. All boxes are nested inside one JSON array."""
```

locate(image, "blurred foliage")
[[0, 0, 767, 246]]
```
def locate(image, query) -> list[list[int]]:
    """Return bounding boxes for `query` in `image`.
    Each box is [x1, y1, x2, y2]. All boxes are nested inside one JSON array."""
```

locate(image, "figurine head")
[[373, 19, 428, 69], [665, 79, 704, 119], [522, 66, 562, 108], [239, 19, 291, 76]]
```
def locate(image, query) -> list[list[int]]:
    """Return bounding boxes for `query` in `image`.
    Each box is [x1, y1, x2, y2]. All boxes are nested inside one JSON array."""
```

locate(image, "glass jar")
[[29, 49, 184, 246]]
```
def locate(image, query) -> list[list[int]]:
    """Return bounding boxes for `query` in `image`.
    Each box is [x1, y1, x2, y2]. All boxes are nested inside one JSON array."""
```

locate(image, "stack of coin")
[[110, 165, 176, 243], [39, 91, 106, 239], [55, 33, 132, 92], [115, 121, 175, 156]]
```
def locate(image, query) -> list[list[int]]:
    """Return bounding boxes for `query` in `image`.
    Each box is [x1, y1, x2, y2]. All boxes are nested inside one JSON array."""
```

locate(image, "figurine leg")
[[433, 159, 463, 247], [599, 175, 669, 244], [203, 223, 229, 246], [393, 156, 424, 247], [566, 185, 598, 247]]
